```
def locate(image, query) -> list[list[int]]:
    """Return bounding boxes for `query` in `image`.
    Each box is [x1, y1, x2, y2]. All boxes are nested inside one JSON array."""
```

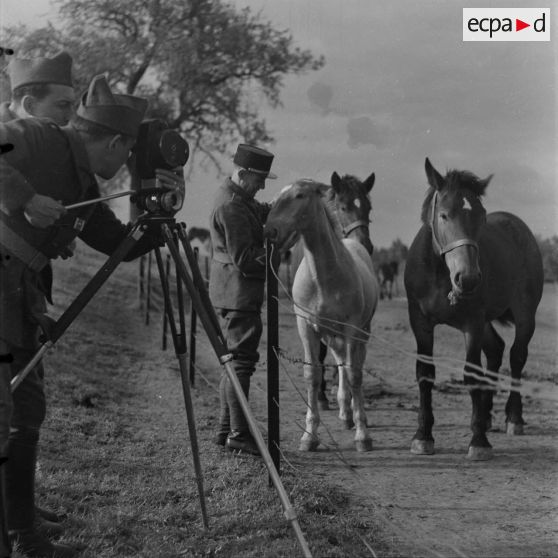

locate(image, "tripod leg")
[[153, 246, 209, 530], [11, 223, 146, 392], [162, 224, 313, 558]]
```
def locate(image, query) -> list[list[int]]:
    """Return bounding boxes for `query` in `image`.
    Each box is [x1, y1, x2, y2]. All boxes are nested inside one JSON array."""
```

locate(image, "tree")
[[1, 0, 324, 172]]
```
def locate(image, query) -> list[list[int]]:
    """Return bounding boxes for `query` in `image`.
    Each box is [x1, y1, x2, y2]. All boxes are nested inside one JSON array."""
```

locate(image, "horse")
[[187, 226, 213, 257], [265, 179, 379, 452], [282, 171, 376, 410], [404, 158, 543, 461], [379, 260, 399, 300]]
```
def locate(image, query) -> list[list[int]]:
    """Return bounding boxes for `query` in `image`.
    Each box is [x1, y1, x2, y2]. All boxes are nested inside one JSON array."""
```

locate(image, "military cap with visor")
[[234, 144, 277, 179]]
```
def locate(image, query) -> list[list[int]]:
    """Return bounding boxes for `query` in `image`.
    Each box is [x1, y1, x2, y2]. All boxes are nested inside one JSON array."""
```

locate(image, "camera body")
[[131, 119, 190, 216]]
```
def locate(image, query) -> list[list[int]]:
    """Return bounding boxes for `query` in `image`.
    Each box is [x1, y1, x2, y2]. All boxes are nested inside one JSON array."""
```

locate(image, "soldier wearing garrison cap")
[[0, 51, 77, 558], [209, 143, 276, 456], [0, 75, 184, 558], [1, 51, 75, 126]]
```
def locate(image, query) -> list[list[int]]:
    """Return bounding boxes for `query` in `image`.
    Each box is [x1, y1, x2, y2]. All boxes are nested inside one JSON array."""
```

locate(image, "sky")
[[1, 0, 556, 247]]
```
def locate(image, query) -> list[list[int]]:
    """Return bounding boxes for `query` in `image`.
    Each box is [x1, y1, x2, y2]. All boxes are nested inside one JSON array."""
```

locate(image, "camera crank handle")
[[65, 190, 135, 210]]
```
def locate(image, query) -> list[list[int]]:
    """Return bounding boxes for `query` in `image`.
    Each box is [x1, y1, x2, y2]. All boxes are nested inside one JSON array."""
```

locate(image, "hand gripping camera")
[[131, 119, 190, 215]]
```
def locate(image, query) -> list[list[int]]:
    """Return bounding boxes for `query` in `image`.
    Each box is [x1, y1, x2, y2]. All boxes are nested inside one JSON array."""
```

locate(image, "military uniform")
[[208, 145, 275, 454], [0, 73, 154, 557]]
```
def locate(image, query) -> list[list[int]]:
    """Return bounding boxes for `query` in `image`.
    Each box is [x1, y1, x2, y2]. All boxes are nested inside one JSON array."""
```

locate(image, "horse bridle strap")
[[430, 191, 478, 256], [342, 219, 369, 237]]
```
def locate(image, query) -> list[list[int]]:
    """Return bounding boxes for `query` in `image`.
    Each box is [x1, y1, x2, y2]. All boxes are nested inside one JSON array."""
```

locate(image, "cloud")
[[307, 81, 333, 114], [346, 116, 389, 149]]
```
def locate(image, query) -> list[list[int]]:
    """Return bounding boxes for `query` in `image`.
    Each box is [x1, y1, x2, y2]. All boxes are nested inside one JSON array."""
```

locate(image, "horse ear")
[[331, 171, 341, 193], [363, 172, 375, 193], [479, 174, 493, 195], [425, 158, 444, 191]]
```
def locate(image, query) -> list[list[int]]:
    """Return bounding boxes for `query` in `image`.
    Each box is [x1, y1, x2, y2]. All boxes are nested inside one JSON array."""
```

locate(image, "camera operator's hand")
[[156, 168, 185, 197], [57, 239, 76, 260], [24, 194, 66, 228]]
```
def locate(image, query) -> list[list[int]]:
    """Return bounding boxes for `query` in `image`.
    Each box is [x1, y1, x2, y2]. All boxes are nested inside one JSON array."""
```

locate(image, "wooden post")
[[266, 238, 281, 478]]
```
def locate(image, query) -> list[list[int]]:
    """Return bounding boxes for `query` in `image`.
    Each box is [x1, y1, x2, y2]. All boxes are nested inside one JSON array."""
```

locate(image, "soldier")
[[0, 74, 184, 557], [0, 50, 76, 558], [1, 51, 76, 125], [209, 144, 276, 456]]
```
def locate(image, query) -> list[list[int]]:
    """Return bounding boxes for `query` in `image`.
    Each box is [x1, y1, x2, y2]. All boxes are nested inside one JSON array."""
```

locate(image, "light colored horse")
[[265, 179, 379, 452]]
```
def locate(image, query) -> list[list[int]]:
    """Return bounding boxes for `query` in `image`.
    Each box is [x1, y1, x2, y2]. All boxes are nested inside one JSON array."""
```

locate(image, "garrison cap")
[[233, 144, 277, 179], [76, 74, 148, 137], [8, 51, 73, 90]]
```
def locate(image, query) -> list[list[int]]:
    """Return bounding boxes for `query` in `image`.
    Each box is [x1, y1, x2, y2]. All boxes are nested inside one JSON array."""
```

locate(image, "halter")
[[430, 191, 478, 256], [341, 219, 369, 238]]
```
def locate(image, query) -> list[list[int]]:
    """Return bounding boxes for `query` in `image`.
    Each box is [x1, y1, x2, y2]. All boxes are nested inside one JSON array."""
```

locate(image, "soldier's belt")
[[0, 220, 49, 272]]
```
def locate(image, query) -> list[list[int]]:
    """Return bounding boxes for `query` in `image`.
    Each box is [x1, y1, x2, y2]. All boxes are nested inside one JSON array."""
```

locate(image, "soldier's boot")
[[225, 372, 260, 456], [214, 376, 230, 447], [5, 441, 77, 558]]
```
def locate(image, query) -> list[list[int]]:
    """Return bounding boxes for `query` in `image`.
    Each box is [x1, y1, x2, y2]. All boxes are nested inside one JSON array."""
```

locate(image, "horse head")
[[265, 179, 329, 253], [329, 171, 375, 255], [422, 158, 490, 302]]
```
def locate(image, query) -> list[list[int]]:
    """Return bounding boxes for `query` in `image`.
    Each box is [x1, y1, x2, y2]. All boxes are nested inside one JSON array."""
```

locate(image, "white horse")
[[265, 179, 379, 451]]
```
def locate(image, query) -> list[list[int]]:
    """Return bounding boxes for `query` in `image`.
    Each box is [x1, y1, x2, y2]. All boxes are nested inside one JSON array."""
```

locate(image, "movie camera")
[[130, 119, 190, 216]]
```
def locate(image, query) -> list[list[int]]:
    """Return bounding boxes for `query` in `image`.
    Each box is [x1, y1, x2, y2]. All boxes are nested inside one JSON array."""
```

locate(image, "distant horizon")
[[1, 0, 556, 247]]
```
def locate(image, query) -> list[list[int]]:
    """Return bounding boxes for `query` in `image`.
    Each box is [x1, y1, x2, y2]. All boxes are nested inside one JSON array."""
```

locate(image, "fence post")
[[145, 251, 153, 325], [266, 239, 281, 479], [162, 253, 171, 350], [189, 247, 199, 386]]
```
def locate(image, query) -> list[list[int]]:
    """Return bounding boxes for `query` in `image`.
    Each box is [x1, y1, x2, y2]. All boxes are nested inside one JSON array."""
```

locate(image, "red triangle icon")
[[516, 19, 530, 31]]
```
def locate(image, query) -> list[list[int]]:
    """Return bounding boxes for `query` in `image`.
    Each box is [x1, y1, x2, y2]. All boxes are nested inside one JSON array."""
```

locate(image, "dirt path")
[[222, 285, 558, 558]]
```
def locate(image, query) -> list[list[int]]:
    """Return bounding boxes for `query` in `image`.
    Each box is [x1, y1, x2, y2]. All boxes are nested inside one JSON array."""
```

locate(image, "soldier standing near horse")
[[0, 73, 184, 557], [209, 144, 276, 456]]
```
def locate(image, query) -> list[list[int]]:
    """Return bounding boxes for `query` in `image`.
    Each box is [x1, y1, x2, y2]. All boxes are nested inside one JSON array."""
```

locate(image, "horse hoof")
[[467, 446, 493, 461], [343, 418, 355, 430], [299, 439, 320, 452], [506, 422, 524, 436], [318, 399, 330, 411], [355, 439, 373, 452], [410, 439, 434, 455]]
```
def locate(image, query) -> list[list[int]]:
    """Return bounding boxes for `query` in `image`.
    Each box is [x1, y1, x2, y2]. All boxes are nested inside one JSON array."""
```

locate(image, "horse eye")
[[295, 193, 304, 199], [439, 213, 448, 222]]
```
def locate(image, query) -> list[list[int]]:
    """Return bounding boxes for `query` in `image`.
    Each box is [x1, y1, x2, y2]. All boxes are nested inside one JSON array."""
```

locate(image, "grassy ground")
[[12, 243, 395, 558]]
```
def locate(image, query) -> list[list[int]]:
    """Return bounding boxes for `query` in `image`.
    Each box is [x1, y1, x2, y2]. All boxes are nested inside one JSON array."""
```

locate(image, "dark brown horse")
[[404, 158, 543, 460]]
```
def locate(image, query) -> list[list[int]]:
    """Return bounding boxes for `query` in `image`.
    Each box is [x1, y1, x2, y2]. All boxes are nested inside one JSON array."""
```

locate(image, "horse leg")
[[482, 322, 505, 431], [296, 317, 322, 451], [388, 279, 393, 300], [348, 342, 372, 452], [505, 317, 536, 435], [464, 322, 493, 460], [317, 341, 330, 410], [329, 347, 353, 430], [408, 300, 435, 455]]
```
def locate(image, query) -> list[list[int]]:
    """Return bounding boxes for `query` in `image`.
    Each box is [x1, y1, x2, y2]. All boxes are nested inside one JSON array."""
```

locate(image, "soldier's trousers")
[[217, 310, 263, 434], [1, 338, 46, 532]]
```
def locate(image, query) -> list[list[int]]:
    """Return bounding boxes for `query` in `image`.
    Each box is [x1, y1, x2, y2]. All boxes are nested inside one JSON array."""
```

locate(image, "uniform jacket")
[[208, 178, 270, 312], [0, 116, 158, 348]]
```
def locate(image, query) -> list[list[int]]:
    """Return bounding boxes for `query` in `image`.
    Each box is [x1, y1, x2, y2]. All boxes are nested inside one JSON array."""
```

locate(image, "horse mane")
[[421, 170, 486, 224]]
